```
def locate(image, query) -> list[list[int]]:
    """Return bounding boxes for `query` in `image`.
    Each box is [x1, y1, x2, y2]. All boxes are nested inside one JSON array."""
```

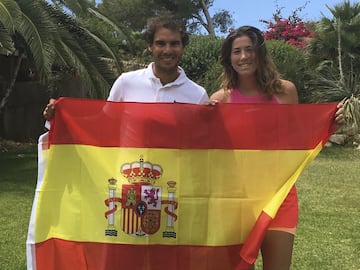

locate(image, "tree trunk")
[[200, 0, 215, 35], [336, 17, 344, 84], [0, 53, 24, 113]]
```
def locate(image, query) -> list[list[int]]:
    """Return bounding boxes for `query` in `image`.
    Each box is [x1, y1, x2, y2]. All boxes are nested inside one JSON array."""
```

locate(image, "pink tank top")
[[229, 89, 279, 104]]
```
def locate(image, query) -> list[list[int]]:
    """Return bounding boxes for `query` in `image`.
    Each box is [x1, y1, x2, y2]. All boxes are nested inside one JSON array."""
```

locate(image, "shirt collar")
[[146, 63, 187, 86]]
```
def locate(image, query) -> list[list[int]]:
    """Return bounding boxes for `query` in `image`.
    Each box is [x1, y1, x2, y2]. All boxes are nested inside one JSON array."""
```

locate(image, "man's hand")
[[43, 99, 56, 120], [204, 99, 219, 106]]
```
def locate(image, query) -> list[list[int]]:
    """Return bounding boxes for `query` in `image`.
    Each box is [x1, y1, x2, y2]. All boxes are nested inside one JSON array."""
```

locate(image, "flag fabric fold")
[[27, 98, 337, 270]]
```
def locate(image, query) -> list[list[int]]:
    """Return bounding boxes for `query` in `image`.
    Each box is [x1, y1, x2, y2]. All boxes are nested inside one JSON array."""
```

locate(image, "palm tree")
[[308, 1, 360, 78], [0, 0, 126, 115], [306, 1, 360, 140]]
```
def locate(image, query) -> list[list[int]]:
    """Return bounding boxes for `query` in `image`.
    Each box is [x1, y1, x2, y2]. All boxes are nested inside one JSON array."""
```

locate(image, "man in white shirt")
[[44, 12, 208, 119], [108, 13, 208, 104]]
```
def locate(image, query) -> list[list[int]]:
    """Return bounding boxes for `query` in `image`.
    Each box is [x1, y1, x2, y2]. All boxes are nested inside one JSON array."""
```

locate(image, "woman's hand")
[[335, 102, 345, 125]]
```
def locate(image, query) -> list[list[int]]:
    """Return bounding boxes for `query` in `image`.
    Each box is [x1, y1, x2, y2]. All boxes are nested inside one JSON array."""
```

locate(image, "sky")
[[94, 0, 357, 32], [210, 0, 357, 31]]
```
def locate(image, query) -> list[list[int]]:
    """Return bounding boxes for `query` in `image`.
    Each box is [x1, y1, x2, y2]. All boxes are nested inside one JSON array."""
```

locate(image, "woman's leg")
[[260, 230, 294, 270]]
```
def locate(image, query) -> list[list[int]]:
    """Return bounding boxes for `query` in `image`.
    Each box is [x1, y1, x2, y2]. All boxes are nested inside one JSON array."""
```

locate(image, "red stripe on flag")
[[35, 238, 244, 270], [237, 211, 273, 269], [50, 98, 337, 150]]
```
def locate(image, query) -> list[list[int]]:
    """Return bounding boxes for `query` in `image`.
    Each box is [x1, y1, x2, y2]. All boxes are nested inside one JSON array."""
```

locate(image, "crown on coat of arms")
[[121, 155, 163, 185]]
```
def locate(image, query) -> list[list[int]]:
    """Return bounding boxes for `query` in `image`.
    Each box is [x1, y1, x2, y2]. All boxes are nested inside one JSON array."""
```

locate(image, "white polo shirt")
[[107, 63, 208, 104]]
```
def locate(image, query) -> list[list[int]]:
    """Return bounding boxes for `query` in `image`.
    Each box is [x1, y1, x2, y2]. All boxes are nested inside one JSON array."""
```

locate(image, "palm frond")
[[87, 7, 130, 57], [306, 62, 360, 103], [48, 0, 90, 17], [15, 0, 58, 79], [0, 24, 14, 52], [87, 8, 127, 41], [1, 0, 122, 99], [54, 28, 113, 99], [343, 95, 360, 135], [79, 25, 122, 72], [58, 40, 111, 98], [0, 0, 21, 34]]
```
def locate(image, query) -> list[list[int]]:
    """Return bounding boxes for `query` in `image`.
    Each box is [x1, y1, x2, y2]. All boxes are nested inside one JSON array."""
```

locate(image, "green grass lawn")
[[0, 142, 37, 270], [1, 142, 359, 270], [292, 146, 360, 270]]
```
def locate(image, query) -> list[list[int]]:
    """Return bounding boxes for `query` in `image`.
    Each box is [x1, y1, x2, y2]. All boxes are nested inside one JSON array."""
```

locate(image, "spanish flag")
[[26, 98, 337, 270]]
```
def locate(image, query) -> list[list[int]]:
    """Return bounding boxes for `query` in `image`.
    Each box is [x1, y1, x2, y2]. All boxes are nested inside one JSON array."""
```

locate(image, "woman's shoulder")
[[275, 79, 298, 104], [210, 89, 230, 103], [280, 79, 296, 89]]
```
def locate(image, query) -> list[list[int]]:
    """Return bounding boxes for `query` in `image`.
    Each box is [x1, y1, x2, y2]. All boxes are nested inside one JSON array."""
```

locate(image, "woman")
[[210, 26, 343, 270]]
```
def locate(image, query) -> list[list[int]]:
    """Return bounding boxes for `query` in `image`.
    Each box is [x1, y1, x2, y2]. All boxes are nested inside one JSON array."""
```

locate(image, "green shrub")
[[266, 40, 308, 102], [200, 61, 223, 96], [180, 35, 223, 95]]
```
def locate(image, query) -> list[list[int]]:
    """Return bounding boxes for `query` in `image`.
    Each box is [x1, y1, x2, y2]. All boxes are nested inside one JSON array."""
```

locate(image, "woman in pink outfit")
[[210, 26, 344, 270]]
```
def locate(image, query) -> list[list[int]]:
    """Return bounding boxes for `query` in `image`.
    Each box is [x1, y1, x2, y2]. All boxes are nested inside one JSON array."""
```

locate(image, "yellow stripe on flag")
[[35, 144, 317, 246], [262, 142, 323, 217]]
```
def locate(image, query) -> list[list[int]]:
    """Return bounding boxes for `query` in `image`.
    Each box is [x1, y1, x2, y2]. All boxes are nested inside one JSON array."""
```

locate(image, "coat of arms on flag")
[[104, 155, 178, 238]]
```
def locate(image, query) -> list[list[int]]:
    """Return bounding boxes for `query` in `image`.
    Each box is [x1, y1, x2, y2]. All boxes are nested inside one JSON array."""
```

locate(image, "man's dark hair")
[[143, 12, 189, 46]]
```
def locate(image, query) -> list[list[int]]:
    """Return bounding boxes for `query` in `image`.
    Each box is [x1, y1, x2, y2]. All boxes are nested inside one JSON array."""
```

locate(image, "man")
[[43, 12, 208, 119]]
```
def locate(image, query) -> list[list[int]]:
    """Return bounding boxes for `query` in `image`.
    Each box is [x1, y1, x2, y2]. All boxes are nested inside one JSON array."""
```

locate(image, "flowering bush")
[[261, 2, 316, 49], [262, 18, 315, 48]]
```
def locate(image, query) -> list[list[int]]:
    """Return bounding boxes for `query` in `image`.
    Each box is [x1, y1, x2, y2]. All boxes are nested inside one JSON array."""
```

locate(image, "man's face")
[[148, 27, 184, 74]]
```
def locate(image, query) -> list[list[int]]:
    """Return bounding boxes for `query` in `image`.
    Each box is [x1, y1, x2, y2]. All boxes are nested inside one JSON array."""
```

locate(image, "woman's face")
[[230, 35, 258, 77]]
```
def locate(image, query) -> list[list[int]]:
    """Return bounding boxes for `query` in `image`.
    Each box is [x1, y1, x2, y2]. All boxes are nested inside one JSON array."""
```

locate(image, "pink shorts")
[[268, 185, 298, 234]]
